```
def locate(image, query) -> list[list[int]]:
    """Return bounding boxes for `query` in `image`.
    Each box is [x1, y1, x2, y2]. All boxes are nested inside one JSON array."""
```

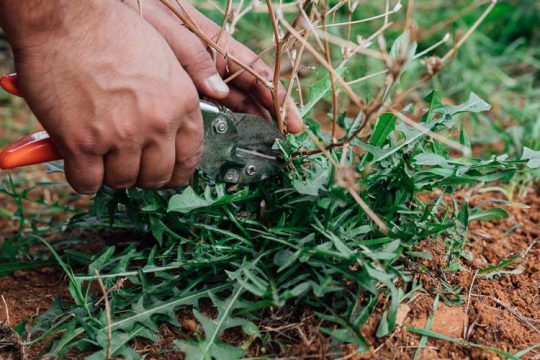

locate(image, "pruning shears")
[[0, 74, 285, 184]]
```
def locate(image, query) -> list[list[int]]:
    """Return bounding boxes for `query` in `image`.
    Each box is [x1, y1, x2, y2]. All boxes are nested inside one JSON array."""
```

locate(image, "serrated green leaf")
[[438, 92, 491, 116], [371, 114, 397, 147], [174, 286, 255, 360], [413, 153, 449, 167], [469, 207, 509, 222], [522, 147, 540, 168], [300, 64, 348, 117]]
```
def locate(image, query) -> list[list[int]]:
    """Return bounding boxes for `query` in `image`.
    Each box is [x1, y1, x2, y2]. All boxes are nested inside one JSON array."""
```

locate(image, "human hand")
[[121, 0, 304, 134], [0, 0, 204, 193]]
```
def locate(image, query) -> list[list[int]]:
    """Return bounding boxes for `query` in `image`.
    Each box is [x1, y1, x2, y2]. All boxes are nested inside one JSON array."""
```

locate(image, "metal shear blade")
[[199, 101, 285, 184]]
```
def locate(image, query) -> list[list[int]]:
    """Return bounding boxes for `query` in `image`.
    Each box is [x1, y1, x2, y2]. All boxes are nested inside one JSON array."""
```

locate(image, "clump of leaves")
[[18, 86, 535, 359], [5, 2, 539, 358]]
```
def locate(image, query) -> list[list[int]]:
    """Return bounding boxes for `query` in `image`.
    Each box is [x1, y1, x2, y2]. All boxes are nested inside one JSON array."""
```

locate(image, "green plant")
[[18, 84, 536, 358], [2, 0, 540, 358]]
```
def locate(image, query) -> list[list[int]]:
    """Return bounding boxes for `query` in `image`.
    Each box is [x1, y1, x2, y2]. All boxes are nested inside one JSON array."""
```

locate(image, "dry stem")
[[320, 1, 339, 141], [159, 0, 274, 89], [214, 0, 232, 61], [305, 130, 389, 234], [442, 0, 498, 63], [95, 270, 112, 360], [1, 295, 9, 325], [265, 0, 285, 132]]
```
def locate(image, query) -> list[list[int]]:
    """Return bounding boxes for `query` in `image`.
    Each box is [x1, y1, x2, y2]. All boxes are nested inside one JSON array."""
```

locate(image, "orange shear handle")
[[0, 74, 62, 170]]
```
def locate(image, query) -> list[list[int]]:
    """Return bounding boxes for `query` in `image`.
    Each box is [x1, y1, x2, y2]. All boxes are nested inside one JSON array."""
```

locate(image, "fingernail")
[[207, 74, 229, 95]]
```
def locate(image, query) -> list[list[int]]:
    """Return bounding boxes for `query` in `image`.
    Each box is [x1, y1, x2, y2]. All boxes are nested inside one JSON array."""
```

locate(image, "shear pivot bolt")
[[213, 119, 228, 134], [246, 165, 257, 176], [224, 169, 239, 182]]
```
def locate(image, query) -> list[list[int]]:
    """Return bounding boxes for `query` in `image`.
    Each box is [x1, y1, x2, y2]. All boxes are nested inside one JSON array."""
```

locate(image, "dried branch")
[[305, 130, 389, 234], [1, 295, 9, 325], [279, 16, 365, 111], [159, 0, 274, 89], [322, 1, 401, 28], [283, 7, 316, 113], [214, 0, 232, 62], [442, 0, 497, 63], [265, 0, 285, 132], [95, 270, 112, 360], [320, 1, 339, 141]]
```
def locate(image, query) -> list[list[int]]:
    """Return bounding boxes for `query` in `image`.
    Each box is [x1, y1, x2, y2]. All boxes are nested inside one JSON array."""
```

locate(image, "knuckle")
[[183, 91, 202, 115], [67, 133, 103, 156], [177, 144, 203, 171], [192, 48, 214, 70], [116, 125, 140, 142], [181, 113, 203, 137], [147, 113, 174, 135]]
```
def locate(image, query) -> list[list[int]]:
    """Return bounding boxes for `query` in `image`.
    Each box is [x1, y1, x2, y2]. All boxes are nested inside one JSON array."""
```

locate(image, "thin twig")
[[347, 69, 388, 85], [320, 1, 401, 28], [265, 0, 285, 132], [415, 33, 451, 58], [389, 108, 471, 156], [224, 45, 274, 83], [158, 0, 274, 89], [279, 16, 365, 110], [472, 294, 540, 333], [214, 0, 232, 61], [320, 0, 339, 141], [284, 7, 315, 115], [304, 130, 388, 233], [463, 270, 478, 339], [442, 0, 498, 63], [311, 26, 386, 60], [223, 1, 309, 88], [345, 0, 354, 44], [520, 238, 537, 259], [421, 0, 487, 39], [95, 270, 112, 360], [404, 0, 415, 33], [347, 32, 449, 85], [1, 295, 9, 325], [347, 186, 389, 234]]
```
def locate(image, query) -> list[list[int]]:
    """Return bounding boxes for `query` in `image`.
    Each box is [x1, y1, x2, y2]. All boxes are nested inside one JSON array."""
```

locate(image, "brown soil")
[[354, 187, 540, 360], [1, 186, 538, 359], [0, 74, 538, 358]]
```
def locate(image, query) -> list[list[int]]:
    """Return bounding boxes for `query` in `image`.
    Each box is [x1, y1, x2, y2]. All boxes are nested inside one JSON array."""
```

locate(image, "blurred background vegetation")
[[197, 0, 539, 155], [0, 1, 538, 358]]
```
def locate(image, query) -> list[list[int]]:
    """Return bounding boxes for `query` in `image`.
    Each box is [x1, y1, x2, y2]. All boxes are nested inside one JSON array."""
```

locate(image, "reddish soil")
[[354, 187, 540, 360], [0, 55, 538, 358], [0, 186, 538, 359]]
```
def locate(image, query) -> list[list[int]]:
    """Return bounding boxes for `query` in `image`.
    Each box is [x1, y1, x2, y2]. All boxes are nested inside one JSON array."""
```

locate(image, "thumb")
[[161, 26, 229, 99], [183, 45, 229, 99], [124, 0, 229, 99]]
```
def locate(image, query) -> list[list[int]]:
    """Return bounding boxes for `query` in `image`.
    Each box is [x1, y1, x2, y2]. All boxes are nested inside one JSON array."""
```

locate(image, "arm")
[[120, 0, 303, 134], [0, 0, 206, 193]]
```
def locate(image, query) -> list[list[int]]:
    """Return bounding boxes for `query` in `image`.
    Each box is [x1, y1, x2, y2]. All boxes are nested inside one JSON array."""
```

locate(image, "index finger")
[[181, 4, 303, 133], [218, 36, 303, 134]]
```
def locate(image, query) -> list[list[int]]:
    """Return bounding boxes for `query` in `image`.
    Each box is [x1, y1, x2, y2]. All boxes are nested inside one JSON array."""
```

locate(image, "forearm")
[[0, 0, 106, 50]]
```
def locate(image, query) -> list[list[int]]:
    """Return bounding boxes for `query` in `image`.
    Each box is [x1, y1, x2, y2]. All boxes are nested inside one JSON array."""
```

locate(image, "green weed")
[[1, 1, 539, 358]]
